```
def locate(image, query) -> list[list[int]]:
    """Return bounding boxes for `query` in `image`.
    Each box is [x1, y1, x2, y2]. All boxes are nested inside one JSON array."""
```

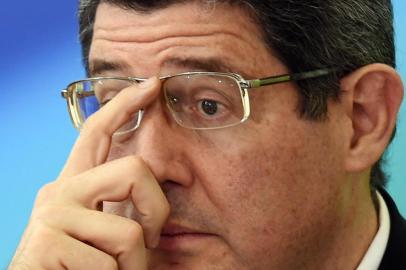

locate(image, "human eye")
[[166, 85, 232, 121], [94, 79, 127, 106], [97, 93, 114, 107], [193, 91, 231, 120], [164, 74, 243, 128]]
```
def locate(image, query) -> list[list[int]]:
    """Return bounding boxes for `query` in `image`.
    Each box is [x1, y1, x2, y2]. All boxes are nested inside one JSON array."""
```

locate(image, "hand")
[[9, 77, 170, 270]]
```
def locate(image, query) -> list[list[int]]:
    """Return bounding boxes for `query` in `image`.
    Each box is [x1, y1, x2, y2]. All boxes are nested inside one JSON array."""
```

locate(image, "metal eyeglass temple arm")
[[248, 68, 335, 88]]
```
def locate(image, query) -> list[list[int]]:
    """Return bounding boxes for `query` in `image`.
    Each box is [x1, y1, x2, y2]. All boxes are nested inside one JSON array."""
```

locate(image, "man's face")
[[90, 2, 351, 269]]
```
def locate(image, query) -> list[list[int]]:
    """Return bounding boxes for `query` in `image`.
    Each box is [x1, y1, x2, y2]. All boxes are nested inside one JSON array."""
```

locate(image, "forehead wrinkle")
[[94, 2, 261, 43], [149, 31, 265, 77], [154, 40, 259, 79], [93, 23, 256, 47], [91, 2, 276, 78], [159, 54, 253, 79], [91, 31, 261, 78]]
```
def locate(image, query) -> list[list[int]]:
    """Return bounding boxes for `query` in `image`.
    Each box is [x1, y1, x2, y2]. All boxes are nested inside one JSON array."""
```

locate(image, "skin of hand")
[[9, 77, 170, 270]]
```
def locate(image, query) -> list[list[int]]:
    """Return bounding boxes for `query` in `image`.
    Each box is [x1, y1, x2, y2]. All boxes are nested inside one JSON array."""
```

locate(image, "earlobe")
[[342, 64, 404, 173]]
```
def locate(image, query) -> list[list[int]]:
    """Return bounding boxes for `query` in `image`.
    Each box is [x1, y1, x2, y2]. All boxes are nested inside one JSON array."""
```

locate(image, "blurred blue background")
[[0, 1, 405, 268]]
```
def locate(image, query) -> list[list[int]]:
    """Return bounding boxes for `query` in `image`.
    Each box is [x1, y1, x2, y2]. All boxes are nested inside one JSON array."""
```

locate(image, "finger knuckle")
[[121, 221, 144, 250], [35, 182, 58, 204], [81, 115, 112, 138], [37, 182, 56, 197], [12, 223, 58, 269], [126, 155, 144, 170], [127, 156, 155, 184], [34, 204, 72, 225], [27, 222, 58, 253], [81, 114, 97, 131], [31, 205, 55, 221]]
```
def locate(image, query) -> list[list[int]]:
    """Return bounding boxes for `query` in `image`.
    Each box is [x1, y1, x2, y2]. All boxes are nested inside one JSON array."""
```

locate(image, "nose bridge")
[[130, 100, 193, 185], [137, 99, 174, 160]]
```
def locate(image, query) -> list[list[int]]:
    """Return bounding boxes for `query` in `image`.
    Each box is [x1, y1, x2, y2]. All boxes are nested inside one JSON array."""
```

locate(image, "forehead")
[[89, 2, 286, 78], [92, 2, 258, 41]]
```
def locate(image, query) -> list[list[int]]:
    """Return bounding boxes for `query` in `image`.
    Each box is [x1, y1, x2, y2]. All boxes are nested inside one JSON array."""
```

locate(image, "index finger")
[[60, 77, 161, 178]]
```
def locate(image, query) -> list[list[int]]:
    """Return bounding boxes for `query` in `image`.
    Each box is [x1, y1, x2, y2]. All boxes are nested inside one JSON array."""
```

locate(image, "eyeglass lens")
[[69, 74, 245, 132], [163, 74, 244, 129]]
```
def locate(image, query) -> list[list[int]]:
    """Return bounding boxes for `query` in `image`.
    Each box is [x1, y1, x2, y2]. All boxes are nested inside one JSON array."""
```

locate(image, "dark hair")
[[78, 0, 396, 191]]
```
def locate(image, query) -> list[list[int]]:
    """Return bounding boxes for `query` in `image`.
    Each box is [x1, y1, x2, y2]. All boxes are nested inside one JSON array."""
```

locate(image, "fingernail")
[[139, 77, 157, 88]]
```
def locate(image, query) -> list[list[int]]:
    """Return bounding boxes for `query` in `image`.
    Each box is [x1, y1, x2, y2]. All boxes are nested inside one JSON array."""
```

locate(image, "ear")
[[340, 64, 404, 173]]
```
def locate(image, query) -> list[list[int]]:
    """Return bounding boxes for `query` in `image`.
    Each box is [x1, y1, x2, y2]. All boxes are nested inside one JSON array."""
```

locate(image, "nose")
[[118, 99, 194, 187]]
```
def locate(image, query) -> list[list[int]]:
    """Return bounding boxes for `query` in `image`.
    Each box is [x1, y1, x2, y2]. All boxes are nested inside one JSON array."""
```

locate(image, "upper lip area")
[[161, 222, 213, 236]]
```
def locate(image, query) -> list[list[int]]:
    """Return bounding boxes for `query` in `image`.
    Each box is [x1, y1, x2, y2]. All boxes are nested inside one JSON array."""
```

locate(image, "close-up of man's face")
[[5, 0, 405, 269], [93, 2, 355, 268]]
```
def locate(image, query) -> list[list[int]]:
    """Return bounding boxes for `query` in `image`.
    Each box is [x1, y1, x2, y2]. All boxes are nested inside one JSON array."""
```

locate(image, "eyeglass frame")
[[61, 68, 335, 131]]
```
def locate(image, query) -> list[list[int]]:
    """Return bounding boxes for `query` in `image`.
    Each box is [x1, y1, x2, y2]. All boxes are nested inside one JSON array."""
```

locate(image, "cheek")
[[194, 118, 345, 258]]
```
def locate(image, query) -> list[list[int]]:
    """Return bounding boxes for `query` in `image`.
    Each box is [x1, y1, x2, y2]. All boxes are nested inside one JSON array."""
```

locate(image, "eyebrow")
[[162, 57, 252, 78], [88, 57, 251, 78], [88, 59, 130, 77], [162, 57, 231, 72]]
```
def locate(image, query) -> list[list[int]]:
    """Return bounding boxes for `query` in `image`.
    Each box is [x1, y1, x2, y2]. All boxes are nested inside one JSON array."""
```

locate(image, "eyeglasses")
[[61, 69, 333, 134]]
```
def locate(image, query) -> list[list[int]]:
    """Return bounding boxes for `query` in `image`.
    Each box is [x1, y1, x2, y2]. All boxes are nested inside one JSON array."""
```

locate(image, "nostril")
[[161, 180, 183, 194]]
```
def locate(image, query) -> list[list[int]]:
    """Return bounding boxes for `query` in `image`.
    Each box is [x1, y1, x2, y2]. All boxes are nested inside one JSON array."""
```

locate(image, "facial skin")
[[87, 2, 391, 269]]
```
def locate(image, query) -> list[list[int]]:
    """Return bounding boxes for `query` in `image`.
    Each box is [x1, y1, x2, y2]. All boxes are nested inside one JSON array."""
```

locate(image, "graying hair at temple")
[[77, 0, 396, 193]]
